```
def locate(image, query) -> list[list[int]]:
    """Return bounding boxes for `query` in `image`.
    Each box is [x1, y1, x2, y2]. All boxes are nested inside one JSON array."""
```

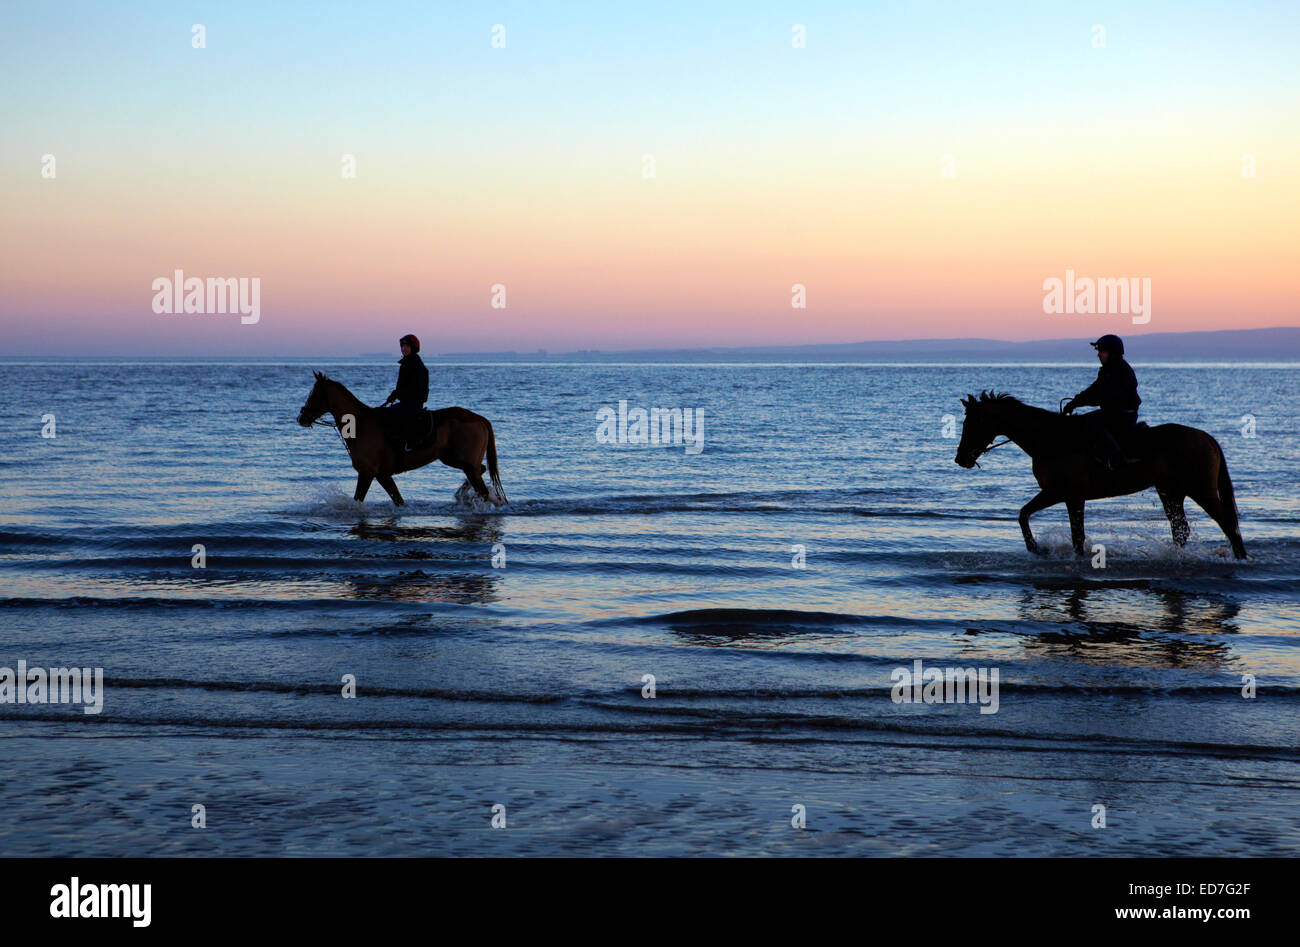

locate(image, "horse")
[[954, 391, 1245, 559], [297, 371, 507, 507]]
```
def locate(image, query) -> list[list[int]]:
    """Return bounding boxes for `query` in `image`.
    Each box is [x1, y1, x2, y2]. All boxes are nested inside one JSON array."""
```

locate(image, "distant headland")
[[404, 327, 1300, 363]]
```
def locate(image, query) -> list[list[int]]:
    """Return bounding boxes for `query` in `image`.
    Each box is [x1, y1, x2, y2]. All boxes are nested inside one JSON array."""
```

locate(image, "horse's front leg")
[[1019, 490, 1059, 555], [1066, 499, 1087, 556], [354, 473, 374, 502], [377, 474, 404, 506], [1157, 487, 1189, 547]]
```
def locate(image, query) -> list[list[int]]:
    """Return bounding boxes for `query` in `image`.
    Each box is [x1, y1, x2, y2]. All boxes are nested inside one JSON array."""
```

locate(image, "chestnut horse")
[[297, 371, 506, 507], [954, 391, 1245, 559]]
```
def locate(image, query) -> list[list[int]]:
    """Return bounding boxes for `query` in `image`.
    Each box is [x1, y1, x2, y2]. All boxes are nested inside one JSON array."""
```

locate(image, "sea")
[[1, 359, 1297, 856]]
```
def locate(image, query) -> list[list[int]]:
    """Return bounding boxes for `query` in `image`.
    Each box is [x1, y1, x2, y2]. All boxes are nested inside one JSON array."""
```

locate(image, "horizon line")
[[2, 324, 1298, 361]]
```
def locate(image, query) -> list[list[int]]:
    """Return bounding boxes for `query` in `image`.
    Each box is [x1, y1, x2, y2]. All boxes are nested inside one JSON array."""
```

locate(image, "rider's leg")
[[402, 405, 431, 451], [1079, 412, 1123, 470], [392, 402, 417, 451], [1107, 412, 1139, 463], [1096, 425, 1125, 470]]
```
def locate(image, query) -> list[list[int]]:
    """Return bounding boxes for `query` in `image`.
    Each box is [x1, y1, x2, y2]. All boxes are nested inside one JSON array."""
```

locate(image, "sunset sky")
[[3, 1, 1297, 355]]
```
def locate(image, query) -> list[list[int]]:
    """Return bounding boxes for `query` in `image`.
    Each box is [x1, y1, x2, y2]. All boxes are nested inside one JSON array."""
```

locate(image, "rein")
[[970, 436, 1012, 468], [979, 438, 1013, 456], [313, 416, 354, 459]]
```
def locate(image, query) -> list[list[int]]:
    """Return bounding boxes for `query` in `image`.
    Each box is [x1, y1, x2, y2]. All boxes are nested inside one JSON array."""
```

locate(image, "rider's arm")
[[1070, 368, 1108, 409], [385, 363, 406, 405]]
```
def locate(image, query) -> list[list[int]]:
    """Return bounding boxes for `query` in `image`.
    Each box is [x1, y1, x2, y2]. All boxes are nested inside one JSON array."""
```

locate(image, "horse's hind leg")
[[464, 466, 491, 501], [377, 474, 405, 507], [1019, 490, 1059, 555], [354, 473, 374, 502], [1189, 489, 1246, 560], [1157, 486, 1189, 547], [1066, 499, 1087, 556], [478, 463, 506, 505]]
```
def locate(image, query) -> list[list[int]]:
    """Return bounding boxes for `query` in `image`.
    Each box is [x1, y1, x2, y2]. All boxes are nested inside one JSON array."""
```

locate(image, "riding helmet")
[[400, 334, 420, 353], [1091, 334, 1124, 356]]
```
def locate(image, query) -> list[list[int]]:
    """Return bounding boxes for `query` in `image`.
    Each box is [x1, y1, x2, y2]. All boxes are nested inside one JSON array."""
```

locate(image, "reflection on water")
[[347, 515, 504, 549], [659, 609, 862, 644], [1018, 584, 1241, 669], [344, 515, 505, 605], [345, 569, 500, 606]]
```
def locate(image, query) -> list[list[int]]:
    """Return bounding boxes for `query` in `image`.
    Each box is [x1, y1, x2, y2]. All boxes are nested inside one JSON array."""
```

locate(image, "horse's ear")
[[313, 370, 322, 380]]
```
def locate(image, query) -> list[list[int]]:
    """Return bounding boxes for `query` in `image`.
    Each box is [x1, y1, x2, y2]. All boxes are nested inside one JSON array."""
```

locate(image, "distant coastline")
[[414, 326, 1300, 363], [4, 327, 1298, 362]]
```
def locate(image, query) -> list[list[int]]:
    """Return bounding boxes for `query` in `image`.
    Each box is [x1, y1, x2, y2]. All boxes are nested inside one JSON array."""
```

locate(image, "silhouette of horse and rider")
[[296, 334, 505, 507], [955, 334, 1246, 559]]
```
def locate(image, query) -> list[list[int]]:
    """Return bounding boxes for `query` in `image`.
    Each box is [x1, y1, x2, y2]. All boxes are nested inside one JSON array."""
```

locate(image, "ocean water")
[[1, 359, 1297, 856]]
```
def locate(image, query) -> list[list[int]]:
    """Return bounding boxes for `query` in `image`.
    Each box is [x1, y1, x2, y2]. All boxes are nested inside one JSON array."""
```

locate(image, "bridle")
[[961, 403, 1013, 467], [303, 384, 356, 459], [968, 436, 1012, 468]]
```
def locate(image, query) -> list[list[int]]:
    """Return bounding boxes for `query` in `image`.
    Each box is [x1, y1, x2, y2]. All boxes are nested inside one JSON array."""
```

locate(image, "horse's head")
[[955, 391, 999, 468], [297, 371, 331, 427]]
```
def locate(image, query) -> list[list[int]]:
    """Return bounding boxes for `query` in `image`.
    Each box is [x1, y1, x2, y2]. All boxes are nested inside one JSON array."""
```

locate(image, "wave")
[[632, 608, 888, 634], [7, 707, 1298, 763], [280, 487, 987, 520], [0, 595, 448, 611], [92, 677, 567, 702], [14, 673, 1297, 702], [600, 682, 1300, 699]]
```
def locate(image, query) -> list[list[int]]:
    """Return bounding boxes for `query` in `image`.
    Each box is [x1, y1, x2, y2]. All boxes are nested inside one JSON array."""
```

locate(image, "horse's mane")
[[313, 371, 370, 409], [963, 390, 1061, 421]]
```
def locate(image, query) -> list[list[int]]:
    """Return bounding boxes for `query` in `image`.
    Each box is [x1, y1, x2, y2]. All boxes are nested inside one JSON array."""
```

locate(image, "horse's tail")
[[1218, 447, 1239, 521], [485, 420, 506, 502], [1214, 437, 1247, 559]]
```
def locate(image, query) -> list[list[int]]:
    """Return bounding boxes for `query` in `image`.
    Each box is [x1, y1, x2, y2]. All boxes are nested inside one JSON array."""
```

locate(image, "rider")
[[381, 334, 429, 451], [1063, 334, 1140, 471]]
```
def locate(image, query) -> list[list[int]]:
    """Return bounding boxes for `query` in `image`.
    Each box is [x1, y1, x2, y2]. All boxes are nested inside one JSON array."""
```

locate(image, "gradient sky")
[[2, 1, 1297, 355]]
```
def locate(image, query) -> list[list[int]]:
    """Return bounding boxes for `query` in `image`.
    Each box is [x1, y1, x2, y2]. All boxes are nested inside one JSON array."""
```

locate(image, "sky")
[[2, 1, 1297, 356]]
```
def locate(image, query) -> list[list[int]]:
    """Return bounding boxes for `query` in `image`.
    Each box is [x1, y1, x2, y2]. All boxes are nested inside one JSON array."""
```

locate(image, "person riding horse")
[[1063, 334, 1141, 471], [381, 334, 429, 451]]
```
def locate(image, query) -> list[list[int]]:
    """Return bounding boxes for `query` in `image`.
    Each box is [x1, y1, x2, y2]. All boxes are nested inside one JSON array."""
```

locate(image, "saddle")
[[384, 408, 438, 452], [1068, 415, 1150, 469], [1119, 421, 1151, 457], [407, 410, 436, 450]]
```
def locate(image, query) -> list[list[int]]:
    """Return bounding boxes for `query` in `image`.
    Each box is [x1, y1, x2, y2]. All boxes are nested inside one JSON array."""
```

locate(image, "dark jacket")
[[1074, 357, 1140, 417], [388, 353, 428, 407]]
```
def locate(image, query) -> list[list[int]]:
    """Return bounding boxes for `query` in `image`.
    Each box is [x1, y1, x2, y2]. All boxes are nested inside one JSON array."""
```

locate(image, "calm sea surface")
[[1, 360, 1297, 855]]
